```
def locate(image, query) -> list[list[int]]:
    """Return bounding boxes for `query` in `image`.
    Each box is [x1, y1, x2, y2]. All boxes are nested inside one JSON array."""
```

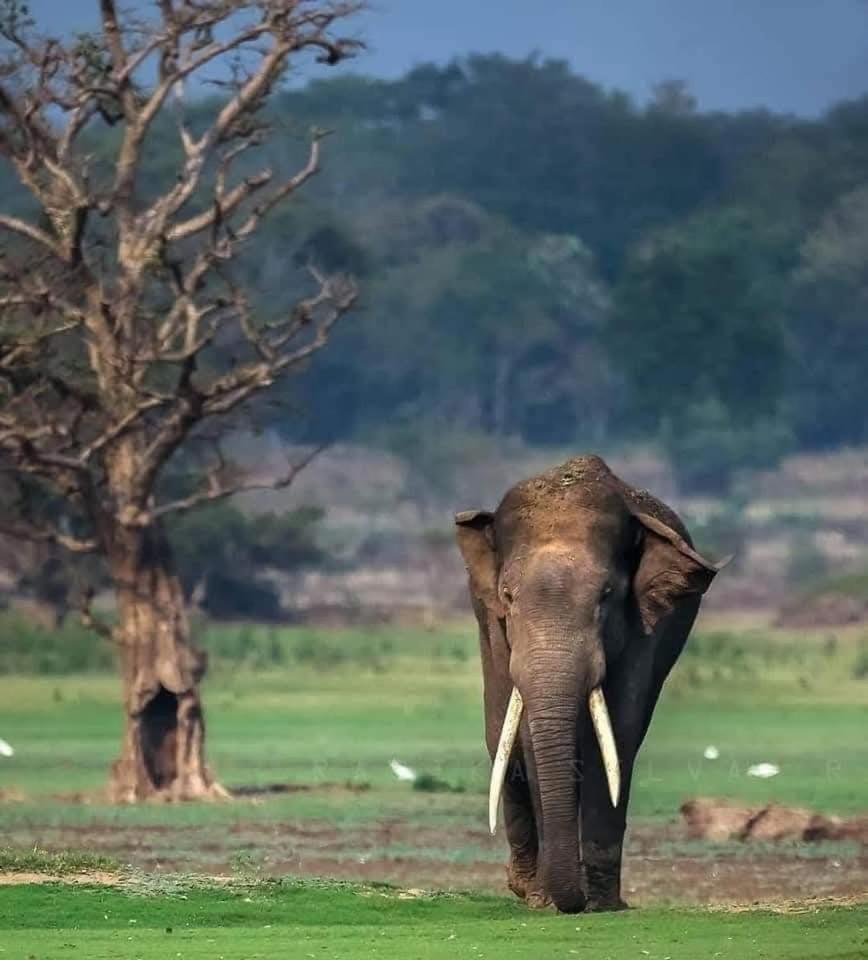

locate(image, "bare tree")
[[0, 0, 361, 801]]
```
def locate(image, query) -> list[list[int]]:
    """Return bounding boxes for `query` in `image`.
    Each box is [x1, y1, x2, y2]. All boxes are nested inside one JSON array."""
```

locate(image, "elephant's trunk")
[[526, 681, 585, 913], [490, 634, 620, 913]]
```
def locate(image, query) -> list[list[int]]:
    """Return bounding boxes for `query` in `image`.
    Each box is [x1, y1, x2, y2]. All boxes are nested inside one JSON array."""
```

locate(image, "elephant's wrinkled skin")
[[455, 455, 725, 913]]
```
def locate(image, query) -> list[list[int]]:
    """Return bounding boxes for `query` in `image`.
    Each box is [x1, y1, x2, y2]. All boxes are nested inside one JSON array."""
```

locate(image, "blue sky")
[[25, 0, 868, 115]]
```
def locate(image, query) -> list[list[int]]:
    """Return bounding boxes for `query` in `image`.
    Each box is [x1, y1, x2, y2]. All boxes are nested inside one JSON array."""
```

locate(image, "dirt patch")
[[231, 782, 371, 799], [806, 815, 868, 843], [0, 871, 121, 886], [681, 799, 761, 842], [209, 846, 868, 907], [681, 798, 868, 844], [710, 893, 868, 914], [6, 816, 867, 907]]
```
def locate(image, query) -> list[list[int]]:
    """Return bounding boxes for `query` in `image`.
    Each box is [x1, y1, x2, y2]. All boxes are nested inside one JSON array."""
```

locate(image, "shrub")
[[292, 632, 347, 670], [200, 570, 283, 622], [852, 651, 868, 680], [0, 612, 115, 675]]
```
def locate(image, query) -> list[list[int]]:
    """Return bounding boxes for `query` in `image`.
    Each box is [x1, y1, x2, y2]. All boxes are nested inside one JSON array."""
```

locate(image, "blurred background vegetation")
[[4, 55, 868, 626], [4, 58, 868, 494]]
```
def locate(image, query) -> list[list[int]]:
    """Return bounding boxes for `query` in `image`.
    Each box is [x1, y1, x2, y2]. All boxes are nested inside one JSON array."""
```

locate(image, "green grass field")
[[2, 619, 866, 812], [1, 881, 865, 960], [0, 617, 866, 957]]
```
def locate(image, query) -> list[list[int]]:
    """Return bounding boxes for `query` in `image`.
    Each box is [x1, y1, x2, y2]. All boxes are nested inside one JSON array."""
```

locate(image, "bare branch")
[[132, 39, 289, 248], [78, 396, 169, 463], [0, 215, 64, 260], [0, 515, 97, 553], [57, 100, 98, 163], [232, 134, 325, 242], [0, 0, 363, 555], [78, 585, 116, 640], [200, 271, 357, 416], [165, 167, 273, 243], [135, 5, 362, 252], [112, 8, 307, 235], [98, 0, 137, 120], [131, 443, 328, 525], [0, 284, 86, 326]]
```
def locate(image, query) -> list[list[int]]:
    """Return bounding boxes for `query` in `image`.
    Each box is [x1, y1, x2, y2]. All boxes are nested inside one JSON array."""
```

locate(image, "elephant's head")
[[455, 456, 723, 912]]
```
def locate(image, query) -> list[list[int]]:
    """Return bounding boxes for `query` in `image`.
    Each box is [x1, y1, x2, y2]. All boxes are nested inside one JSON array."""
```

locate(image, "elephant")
[[454, 455, 726, 913]]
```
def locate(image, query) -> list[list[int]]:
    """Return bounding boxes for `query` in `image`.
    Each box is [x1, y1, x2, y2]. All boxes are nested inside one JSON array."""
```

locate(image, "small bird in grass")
[[389, 759, 417, 782], [0, 738, 14, 758], [747, 762, 780, 778]]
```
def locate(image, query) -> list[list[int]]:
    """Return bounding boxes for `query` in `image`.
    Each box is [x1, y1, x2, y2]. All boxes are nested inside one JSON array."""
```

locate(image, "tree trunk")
[[107, 524, 226, 803]]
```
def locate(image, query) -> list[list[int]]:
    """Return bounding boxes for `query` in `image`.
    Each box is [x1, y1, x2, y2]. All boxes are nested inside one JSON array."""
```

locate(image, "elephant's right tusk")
[[488, 686, 523, 836], [589, 686, 621, 808]]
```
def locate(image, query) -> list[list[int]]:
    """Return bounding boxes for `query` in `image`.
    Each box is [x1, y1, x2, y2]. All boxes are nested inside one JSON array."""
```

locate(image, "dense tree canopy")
[[5, 52, 866, 491], [273, 61, 868, 489]]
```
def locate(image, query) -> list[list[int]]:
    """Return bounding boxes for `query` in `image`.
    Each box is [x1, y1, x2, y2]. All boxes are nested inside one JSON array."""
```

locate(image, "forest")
[[2, 55, 864, 493]]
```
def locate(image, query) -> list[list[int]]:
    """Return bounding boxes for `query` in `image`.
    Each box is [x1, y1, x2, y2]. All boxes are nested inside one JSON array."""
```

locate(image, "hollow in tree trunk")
[[108, 526, 226, 803]]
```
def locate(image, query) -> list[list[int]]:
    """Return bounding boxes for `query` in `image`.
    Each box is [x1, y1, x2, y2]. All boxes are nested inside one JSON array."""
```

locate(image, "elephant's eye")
[[501, 585, 515, 605]]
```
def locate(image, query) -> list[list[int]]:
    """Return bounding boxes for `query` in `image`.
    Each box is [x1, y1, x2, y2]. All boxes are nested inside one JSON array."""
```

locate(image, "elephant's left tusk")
[[488, 686, 523, 835], [589, 686, 621, 808]]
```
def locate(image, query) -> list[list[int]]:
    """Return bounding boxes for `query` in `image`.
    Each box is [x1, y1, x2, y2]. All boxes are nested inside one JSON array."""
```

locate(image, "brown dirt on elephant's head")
[[496, 454, 689, 545], [500, 456, 618, 525]]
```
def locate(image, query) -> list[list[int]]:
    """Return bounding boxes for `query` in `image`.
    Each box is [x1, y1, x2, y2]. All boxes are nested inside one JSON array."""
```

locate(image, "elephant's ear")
[[454, 510, 503, 616], [633, 512, 728, 635]]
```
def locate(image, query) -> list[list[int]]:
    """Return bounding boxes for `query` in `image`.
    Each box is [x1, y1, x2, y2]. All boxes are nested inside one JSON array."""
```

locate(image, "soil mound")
[[680, 798, 868, 843]]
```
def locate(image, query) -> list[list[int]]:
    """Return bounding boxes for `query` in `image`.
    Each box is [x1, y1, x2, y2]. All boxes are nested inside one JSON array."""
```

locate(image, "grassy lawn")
[[1, 680, 864, 815], [1, 619, 866, 955], [0, 617, 866, 904], [0, 881, 865, 960], [1, 620, 866, 812]]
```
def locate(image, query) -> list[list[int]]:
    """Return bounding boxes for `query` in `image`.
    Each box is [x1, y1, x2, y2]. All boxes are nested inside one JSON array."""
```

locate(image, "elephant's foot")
[[506, 859, 552, 909], [524, 883, 553, 910], [583, 843, 626, 912], [584, 895, 630, 913], [506, 858, 535, 899]]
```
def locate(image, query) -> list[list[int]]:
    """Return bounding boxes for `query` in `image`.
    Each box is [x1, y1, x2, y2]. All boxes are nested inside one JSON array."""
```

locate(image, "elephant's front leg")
[[484, 688, 545, 906], [579, 618, 691, 911], [501, 752, 548, 906], [578, 662, 650, 910], [479, 612, 548, 907], [579, 722, 633, 912]]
